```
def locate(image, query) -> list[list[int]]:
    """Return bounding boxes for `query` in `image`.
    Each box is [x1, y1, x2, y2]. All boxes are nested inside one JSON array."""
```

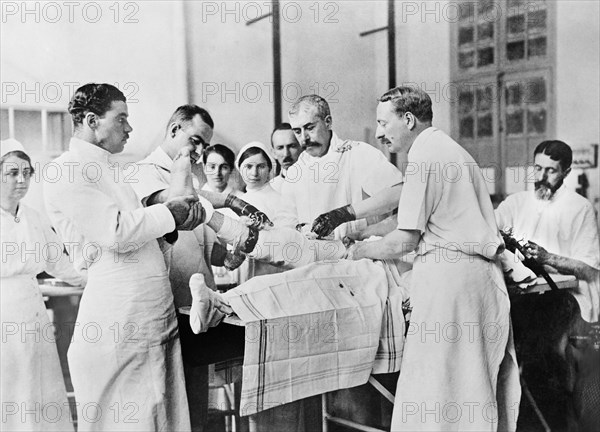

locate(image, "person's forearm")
[[544, 253, 599, 282], [352, 184, 402, 220], [360, 215, 397, 239], [198, 189, 227, 208], [353, 229, 419, 260], [206, 211, 224, 232], [146, 189, 170, 206]]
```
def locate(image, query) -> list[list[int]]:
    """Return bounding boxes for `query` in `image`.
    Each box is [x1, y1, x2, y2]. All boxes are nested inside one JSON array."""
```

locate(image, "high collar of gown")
[[69, 137, 113, 163]]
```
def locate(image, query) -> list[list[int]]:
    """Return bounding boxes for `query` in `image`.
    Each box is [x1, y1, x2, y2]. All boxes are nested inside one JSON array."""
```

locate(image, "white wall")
[[186, 0, 388, 151], [1, 0, 188, 211], [555, 0, 600, 215], [395, 0, 452, 132]]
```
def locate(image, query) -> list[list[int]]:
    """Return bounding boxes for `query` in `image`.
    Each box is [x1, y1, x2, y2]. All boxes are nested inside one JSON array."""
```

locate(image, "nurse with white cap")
[[236, 141, 297, 229], [1, 139, 84, 432]]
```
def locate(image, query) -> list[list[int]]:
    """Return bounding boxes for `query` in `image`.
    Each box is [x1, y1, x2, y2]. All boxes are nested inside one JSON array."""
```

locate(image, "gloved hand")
[[224, 250, 246, 271], [224, 194, 273, 230], [177, 201, 205, 231], [311, 205, 356, 238]]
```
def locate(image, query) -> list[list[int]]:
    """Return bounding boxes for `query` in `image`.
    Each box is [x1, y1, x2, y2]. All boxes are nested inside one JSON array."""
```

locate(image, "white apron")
[[43, 138, 191, 431], [391, 252, 520, 432], [67, 243, 189, 432], [1, 203, 84, 432], [1, 276, 74, 432]]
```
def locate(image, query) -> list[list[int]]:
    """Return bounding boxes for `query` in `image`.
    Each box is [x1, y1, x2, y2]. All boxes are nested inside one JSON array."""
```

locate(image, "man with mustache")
[[283, 94, 404, 239], [495, 140, 599, 429], [346, 85, 520, 432], [269, 122, 303, 193], [496, 140, 599, 322]]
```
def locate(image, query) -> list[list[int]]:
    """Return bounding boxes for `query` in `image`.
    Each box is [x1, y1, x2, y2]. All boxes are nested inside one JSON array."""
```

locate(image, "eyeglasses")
[[176, 124, 208, 150]]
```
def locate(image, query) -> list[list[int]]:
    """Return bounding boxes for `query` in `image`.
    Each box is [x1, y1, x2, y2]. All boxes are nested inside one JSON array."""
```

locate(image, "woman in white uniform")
[[201, 144, 237, 197], [1, 139, 84, 432], [236, 141, 297, 229], [201, 144, 241, 285], [235, 141, 311, 431]]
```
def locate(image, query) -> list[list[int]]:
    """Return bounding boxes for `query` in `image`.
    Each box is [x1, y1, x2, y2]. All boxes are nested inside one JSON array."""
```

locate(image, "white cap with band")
[[0, 139, 27, 159]]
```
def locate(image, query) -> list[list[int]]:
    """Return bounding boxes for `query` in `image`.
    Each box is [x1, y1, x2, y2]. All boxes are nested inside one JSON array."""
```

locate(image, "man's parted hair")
[[270, 122, 293, 143], [68, 83, 126, 128], [534, 140, 572, 171], [166, 105, 214, 133], [288, 95, 330, 120], [378, 86, 433, 122]]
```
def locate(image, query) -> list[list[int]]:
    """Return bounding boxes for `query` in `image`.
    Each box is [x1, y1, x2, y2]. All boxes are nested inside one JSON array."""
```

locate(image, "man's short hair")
[[534, 140, 572, 171], [68, 83, 126, 128], [166, 105, 214, 133], [270, 122, 293, 144], [288, 95, 330, 120], [378, 86, 433, 122]]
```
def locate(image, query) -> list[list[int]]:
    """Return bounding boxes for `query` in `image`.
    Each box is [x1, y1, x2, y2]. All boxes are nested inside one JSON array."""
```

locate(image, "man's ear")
[[324, 115, 333, 129], [169, 122, 180, 139], [563, 167, 572, 178], [405, 112, 417, 130], [85, 112, 98, 130]]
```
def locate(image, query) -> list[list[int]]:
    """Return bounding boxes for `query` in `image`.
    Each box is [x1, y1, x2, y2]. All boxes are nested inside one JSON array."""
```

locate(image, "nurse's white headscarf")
[[235, 141, 277, 180], [0, 139, 27, 160]]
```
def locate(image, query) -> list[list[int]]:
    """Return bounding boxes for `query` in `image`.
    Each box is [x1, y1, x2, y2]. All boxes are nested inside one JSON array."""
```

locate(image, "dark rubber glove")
[[311, 205, 356, 238], [224, 194, 273, 230]]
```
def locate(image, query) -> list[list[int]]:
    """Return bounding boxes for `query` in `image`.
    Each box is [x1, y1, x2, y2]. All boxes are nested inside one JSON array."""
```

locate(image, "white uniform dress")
[[43, 138, 190, 432], [238, 183, 298, 282], [280, 132, 403, 237], [392, 128, 521, 432], [1, 204, 83, 432], [270, 172, 285, 194], [495, 186, 600, 321]]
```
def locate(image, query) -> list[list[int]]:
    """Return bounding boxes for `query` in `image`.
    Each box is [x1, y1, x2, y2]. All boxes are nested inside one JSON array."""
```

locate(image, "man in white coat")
[[283, 94, 404, 239], [346, 86, 521, 432], [44, 83, 200, 431], [131, 104, 237, 432]]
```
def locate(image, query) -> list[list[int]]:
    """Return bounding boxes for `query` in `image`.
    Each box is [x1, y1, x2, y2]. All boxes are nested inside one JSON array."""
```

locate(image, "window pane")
[[507, 41, 525, 60], [478, 0, 494, 14], [477, 47, 494, 67], [478, 22, 494, 40], [1, 109, 9, 140], [507, 15, 525, 34], [459, 2, 475, 21], [507, 110, 524, 135], [477, 113, 493, 137], [459, 26, 474, 45], [528, 108, 546, 133], [14, 110, 42, 152], [526, 77, 546, 104], [477, 87, 493, 111], [459, 50, 475, 69], [47, 112, 71, 152], [460, 116, 474, 138], [528, 37, 547, 57], [459, 90, 474, 113], [506, 83, 522, 106], [528, 10, 547, 31]]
